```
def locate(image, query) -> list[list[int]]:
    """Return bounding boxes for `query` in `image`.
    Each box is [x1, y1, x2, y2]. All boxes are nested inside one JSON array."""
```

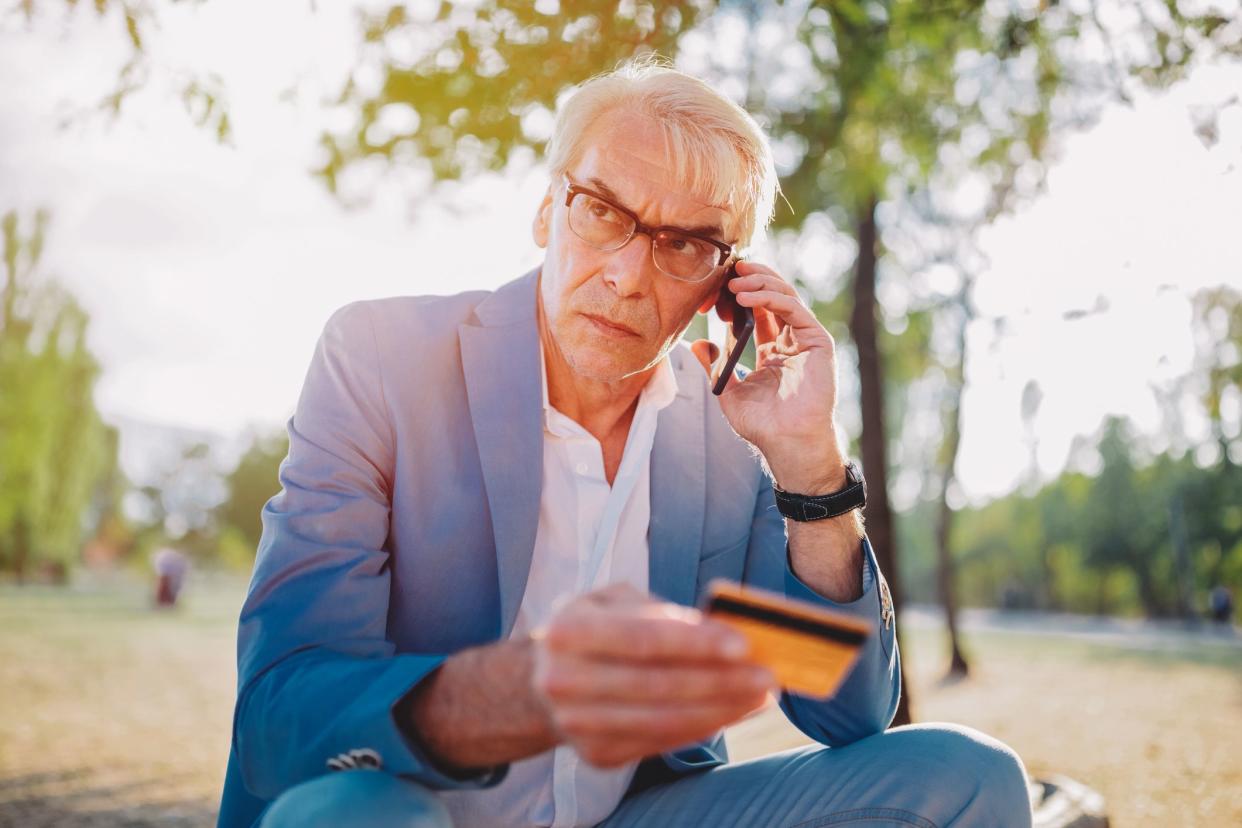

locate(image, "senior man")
[[217, 60, 1032, 828]]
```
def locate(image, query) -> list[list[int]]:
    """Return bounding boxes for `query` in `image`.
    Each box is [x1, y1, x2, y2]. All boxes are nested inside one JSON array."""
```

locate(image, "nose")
[[601, 231, 659, 298]]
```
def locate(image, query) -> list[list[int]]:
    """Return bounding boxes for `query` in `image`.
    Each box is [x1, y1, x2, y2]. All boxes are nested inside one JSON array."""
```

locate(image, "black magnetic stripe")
[[709, 595, 868, 647]]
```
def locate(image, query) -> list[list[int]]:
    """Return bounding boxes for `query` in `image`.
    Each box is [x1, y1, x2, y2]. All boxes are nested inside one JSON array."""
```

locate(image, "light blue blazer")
[[217, 266, 901, 828]]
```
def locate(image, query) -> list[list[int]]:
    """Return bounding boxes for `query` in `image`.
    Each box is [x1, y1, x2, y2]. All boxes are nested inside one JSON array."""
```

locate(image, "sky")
[[2, 1, 1240, 506]]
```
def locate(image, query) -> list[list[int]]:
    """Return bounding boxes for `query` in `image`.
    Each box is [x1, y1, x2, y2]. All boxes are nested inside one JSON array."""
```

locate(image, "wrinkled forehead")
[[597, 143, 730, 214], [573, 113, 738, 235]]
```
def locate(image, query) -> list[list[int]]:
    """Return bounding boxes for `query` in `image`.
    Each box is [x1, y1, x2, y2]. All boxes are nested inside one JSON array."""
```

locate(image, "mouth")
[[581, 313, 639, 337]]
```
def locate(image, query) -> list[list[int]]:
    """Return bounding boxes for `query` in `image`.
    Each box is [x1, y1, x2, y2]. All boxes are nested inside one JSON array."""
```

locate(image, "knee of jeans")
[[904, 723, 1031, 822], [260, 770, 453, 828]]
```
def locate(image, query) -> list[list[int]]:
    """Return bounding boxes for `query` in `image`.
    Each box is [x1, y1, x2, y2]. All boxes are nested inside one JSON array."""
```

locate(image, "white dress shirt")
[[438, 343, 679, 828]]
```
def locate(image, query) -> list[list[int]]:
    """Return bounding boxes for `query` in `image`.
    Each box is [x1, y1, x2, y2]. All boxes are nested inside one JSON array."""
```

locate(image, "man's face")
[[532, 111, 736, 384]]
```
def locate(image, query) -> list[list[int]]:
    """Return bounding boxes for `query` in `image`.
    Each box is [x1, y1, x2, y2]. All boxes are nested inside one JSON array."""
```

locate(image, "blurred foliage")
[[315, 0, 710, 191], [129, 440, 227, 554], [0, 203, 285, 578], [311, 0, 1241, 210], [898, 280, 1242, 620], [1084, 418, 1179, 613], [120, 428, 286, 573], [748, 0, 1241, 492], [0, 210, 123, 580], [1192, 285, 1242, 445], [218, 429, 288, 554], [21, 0, 231, 142], [900, 413, 1242, 618]]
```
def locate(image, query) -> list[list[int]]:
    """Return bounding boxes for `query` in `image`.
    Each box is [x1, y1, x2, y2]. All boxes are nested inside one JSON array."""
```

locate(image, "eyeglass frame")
[[559, 174, 739, 283]]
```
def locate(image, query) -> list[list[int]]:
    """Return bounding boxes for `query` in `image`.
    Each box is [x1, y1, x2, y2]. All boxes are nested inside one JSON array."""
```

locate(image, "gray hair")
[[544, 54, 780, 250]]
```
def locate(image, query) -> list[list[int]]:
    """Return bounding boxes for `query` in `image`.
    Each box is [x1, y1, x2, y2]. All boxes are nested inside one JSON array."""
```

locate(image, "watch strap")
[[773, 462, 867, 522]]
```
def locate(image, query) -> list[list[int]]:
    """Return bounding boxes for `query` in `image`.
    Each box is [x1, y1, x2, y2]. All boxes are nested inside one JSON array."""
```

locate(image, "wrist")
[[406, 639, 558, 772], [402, 659, 482, 778], [767, 445, 849, 495], [519, 637, 564, 749], [490, 637, 562, 753]]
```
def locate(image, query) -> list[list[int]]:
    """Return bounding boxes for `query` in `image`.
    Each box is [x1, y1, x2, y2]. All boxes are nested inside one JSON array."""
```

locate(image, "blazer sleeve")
[[742, 479, 902, 746], [230, 302, 507, 800]]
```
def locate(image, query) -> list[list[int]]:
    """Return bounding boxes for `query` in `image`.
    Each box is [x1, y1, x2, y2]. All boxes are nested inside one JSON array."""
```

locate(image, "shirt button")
[[575, 462, 588, 475]]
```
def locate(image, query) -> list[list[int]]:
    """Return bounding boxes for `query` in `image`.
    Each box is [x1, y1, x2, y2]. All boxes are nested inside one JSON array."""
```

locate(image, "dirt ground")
[[1, 577, 1238, 827], [729, 625, 1242, 826]]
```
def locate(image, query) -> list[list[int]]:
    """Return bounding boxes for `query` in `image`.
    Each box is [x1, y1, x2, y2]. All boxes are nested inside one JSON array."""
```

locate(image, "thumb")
[[588, 582, 646, 604], [689, 339, 720, 377]]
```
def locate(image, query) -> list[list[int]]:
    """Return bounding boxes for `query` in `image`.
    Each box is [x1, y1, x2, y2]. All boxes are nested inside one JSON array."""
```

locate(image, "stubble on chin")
[[559, 319, 641, 381]]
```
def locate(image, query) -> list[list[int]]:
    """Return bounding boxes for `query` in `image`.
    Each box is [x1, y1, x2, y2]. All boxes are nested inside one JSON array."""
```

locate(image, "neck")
[[537, 292, 655, 442]]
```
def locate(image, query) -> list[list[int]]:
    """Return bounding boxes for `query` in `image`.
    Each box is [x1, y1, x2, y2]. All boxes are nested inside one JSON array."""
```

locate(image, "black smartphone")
[[712, 261, 755, 396]]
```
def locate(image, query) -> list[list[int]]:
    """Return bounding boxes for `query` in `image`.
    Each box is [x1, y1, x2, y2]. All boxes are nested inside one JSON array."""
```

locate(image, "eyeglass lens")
[[568, 192, 720, 282]]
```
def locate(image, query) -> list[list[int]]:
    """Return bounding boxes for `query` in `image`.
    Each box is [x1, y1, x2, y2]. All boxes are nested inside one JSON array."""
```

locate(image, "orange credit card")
[[701, 578, 871, 699]]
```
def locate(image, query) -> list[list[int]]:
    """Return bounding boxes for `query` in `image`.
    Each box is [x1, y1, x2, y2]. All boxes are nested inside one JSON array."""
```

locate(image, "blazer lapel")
[[459, 267, 544, 639], [648, 348, 707, 608]]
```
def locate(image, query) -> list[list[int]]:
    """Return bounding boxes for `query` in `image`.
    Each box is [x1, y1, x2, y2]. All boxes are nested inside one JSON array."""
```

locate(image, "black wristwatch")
[[773, 461, 867, 522]]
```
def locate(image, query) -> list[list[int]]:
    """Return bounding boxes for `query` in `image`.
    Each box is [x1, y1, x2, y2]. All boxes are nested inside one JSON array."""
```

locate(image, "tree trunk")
[[1094, 571, 1109, 615], [1038, 546, 1057, 611], [1168, 490, 1193, 619], [849, 195, 912, 725], [1134, 567, 1164, 619], [934, 288, 971, 679], [12, 513, 30, 585], [934, 427, 970, 678]]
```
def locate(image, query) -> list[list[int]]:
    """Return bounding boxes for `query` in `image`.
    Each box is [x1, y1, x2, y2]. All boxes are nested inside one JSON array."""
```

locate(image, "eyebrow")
[[587, 176, 727, 241]]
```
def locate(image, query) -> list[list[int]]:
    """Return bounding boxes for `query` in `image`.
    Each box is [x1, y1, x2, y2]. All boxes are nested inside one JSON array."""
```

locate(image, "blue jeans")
[[259, 723, 1033, 828]]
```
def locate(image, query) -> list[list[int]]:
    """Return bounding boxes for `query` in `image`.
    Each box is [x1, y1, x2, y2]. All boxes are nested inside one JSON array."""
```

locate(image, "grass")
[[0, 576, 240, 828], [2, 575, 1239, 827]]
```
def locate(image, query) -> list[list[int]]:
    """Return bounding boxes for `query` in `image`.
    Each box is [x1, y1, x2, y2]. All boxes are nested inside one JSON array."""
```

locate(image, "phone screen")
[[712, 262, 755, 396]]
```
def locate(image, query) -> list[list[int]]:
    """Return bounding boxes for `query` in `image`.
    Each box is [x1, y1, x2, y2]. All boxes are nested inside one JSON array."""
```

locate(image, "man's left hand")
[[690, 260, 847, 494]]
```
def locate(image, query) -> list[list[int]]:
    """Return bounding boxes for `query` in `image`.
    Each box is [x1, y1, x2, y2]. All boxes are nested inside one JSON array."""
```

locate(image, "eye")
[[657, 231, 707, 257], [587, 198, 621, 222]]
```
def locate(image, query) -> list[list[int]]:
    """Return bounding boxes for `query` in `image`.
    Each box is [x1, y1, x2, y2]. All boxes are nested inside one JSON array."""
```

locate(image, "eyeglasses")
[[561, 175, 736, 284]]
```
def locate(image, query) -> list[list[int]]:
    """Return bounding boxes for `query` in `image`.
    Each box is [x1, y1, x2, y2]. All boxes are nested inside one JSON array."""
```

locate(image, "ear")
[[696, 271, 730, 315], [532, 185, 554, 249]]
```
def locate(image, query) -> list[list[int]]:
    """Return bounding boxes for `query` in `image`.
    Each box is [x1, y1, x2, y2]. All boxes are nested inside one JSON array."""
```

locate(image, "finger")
[[727, 269, 825, 347], [752, 303, 782, 345], [567, 735, 652, 768], [582, 582, 647, 606], [554, 696, 769, 743], [730, 275, 798, 344], [576, 721, 746, 768], [573, 736, 664, 768], [733, 259, 784, 282], [728, 270, 799, 300], [540, 582, 647, 624], [545, 610, 749, 662], [734, 290, 830, 344], [563, 693, 777, 768], [688, 339, 720, 377], [539, 658, 775, 704]]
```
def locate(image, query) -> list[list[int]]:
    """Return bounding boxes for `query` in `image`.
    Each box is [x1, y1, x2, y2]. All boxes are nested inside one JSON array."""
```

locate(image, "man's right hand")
[[530, 583, 777, 769]]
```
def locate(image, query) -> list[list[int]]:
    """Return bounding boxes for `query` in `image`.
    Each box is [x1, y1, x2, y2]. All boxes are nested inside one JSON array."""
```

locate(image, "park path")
[[902, 603, 1242, 655]]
